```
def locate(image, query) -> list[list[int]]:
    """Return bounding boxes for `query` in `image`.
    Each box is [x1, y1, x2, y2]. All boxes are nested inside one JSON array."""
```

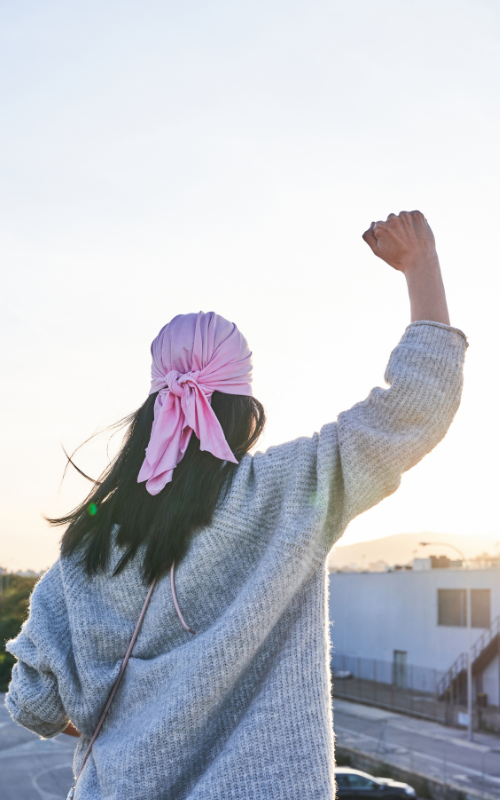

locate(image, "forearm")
[[404, 255, 450, 325]]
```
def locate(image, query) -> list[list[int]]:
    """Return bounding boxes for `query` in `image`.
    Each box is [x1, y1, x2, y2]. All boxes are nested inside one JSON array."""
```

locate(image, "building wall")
[[328, 568, 500, 674], [482, 655, 500, 706]]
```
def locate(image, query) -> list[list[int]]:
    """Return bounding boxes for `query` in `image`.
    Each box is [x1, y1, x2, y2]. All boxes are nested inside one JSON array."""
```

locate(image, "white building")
[[329, 565, 500, 705]]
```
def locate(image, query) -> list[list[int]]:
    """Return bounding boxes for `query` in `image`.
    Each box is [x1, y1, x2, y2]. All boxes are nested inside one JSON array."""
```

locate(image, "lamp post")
[[419, 541, 473, 742]]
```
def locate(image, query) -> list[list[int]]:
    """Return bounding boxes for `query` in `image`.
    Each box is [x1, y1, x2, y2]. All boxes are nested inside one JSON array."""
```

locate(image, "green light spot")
[[88, 503, 97, 516], [309, 490, 327, 509]]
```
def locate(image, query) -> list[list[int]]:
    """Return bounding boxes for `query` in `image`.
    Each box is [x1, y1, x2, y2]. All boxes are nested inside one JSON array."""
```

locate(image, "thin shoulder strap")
[[67, 578, 157, 799], [170, 562, 196, 635]]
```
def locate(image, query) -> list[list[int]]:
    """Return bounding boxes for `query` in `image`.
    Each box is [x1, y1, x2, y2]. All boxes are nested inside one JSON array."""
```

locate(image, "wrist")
[[401, 252, 440, 277], [403, 255, 450, 326]]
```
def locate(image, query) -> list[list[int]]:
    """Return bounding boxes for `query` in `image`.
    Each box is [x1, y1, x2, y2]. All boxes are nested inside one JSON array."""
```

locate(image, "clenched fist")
[[362, 211, 438, 274], [361, 210, 450, 325]]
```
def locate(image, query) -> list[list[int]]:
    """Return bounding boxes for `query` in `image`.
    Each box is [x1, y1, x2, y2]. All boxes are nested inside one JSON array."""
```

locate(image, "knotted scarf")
[[137, 311, 253, 495]]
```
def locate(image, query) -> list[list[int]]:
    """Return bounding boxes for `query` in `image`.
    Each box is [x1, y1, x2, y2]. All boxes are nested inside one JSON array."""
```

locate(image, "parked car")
[[335, 768, 417, 799]]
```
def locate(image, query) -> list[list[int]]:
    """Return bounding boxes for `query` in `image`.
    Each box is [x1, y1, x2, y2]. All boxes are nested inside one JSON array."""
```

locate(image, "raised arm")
[[330, 210, 465, 532], [247, 210, 466, 559], [362, 210, 450, 325]]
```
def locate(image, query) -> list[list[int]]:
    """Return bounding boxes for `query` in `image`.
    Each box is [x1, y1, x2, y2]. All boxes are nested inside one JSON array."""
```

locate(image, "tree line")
[[0, 575, 37, 692]]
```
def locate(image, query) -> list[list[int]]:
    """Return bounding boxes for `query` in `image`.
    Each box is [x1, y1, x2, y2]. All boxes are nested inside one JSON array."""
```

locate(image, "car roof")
[[334, 768, 376, 779]]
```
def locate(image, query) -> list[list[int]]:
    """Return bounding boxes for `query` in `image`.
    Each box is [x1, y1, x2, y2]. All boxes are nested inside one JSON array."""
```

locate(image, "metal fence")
[[331, 653, 450, 723]]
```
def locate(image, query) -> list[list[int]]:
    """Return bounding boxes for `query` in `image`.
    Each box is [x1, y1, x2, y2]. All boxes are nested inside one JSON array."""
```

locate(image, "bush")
[[0, 575, 38, 692], [0, 651, 16, 692]]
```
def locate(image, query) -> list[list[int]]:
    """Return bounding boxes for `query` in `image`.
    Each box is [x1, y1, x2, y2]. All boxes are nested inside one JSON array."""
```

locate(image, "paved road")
[[0, 695, 77, 800], [334, 697, 500, 798], [3, 690, 500, 798]]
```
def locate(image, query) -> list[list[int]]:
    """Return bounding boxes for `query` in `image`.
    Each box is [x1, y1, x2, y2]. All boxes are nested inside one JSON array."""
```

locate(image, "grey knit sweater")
[[6, 321, 467, 800]]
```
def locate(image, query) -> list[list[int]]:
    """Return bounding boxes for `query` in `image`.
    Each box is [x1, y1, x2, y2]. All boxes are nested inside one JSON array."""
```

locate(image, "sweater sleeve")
[[332, 321, 467, 532], [248, 321, 467, 556], [5, 562, 70, 738]]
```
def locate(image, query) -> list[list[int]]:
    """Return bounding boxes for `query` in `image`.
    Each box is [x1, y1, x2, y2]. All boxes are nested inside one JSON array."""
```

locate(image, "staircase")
[[437, 615, 500, 702]]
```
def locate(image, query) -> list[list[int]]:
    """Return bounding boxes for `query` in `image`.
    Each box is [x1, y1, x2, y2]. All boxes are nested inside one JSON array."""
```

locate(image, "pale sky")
[[1, 0, 499, 571]]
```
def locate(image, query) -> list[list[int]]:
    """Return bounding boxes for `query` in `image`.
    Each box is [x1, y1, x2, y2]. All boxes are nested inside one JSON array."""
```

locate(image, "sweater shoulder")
[[234, 422, 337, 494]]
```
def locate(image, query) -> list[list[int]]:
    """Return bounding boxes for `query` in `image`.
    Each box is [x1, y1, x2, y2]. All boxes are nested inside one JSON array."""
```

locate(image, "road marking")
[[333, 700, 398, 721], [32, 762, 74, 800], [388, 722, 491, 752], [335, 711, 493, 753], [335, 725, 500, 787], [451, 738, 491, 753]]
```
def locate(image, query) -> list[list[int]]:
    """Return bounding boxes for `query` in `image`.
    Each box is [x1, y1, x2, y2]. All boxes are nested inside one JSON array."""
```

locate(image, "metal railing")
[[437, 615, 500, 697]]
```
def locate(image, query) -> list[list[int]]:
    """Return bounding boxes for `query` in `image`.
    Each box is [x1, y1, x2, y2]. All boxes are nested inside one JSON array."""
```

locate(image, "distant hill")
[[328, 532, 500, 570]]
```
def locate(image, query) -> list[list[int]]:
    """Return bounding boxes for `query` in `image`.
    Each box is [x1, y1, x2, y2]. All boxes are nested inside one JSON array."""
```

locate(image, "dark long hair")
[[50, 392, 265, 584]]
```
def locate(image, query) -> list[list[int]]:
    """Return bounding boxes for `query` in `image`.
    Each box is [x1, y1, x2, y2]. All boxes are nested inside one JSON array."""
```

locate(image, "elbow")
[[396, 378, 463, 445], [6, 689, 68, 739], [5, 664, 69, 739], [423, 387, 463, 444]]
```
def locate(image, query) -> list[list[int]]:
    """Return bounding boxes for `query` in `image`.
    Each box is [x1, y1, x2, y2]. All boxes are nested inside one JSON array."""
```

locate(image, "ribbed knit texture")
[[6, 321, 467, 800]]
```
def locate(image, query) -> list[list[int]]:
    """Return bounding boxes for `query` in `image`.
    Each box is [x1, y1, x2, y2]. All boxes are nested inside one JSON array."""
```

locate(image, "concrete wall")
[[328, 568, 500, 674]]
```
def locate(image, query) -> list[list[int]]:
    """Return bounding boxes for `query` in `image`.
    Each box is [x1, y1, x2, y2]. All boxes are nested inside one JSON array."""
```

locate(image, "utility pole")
[[465, 563, 473, 742], [420, 541, 473, 741]]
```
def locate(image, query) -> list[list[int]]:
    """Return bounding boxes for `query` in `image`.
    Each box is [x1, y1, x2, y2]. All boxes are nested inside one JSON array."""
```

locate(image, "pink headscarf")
[[137, 311, 253, 495]]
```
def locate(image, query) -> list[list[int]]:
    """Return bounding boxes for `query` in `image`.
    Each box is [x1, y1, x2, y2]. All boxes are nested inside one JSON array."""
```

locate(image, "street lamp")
[[419, 541, 473, 742]]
